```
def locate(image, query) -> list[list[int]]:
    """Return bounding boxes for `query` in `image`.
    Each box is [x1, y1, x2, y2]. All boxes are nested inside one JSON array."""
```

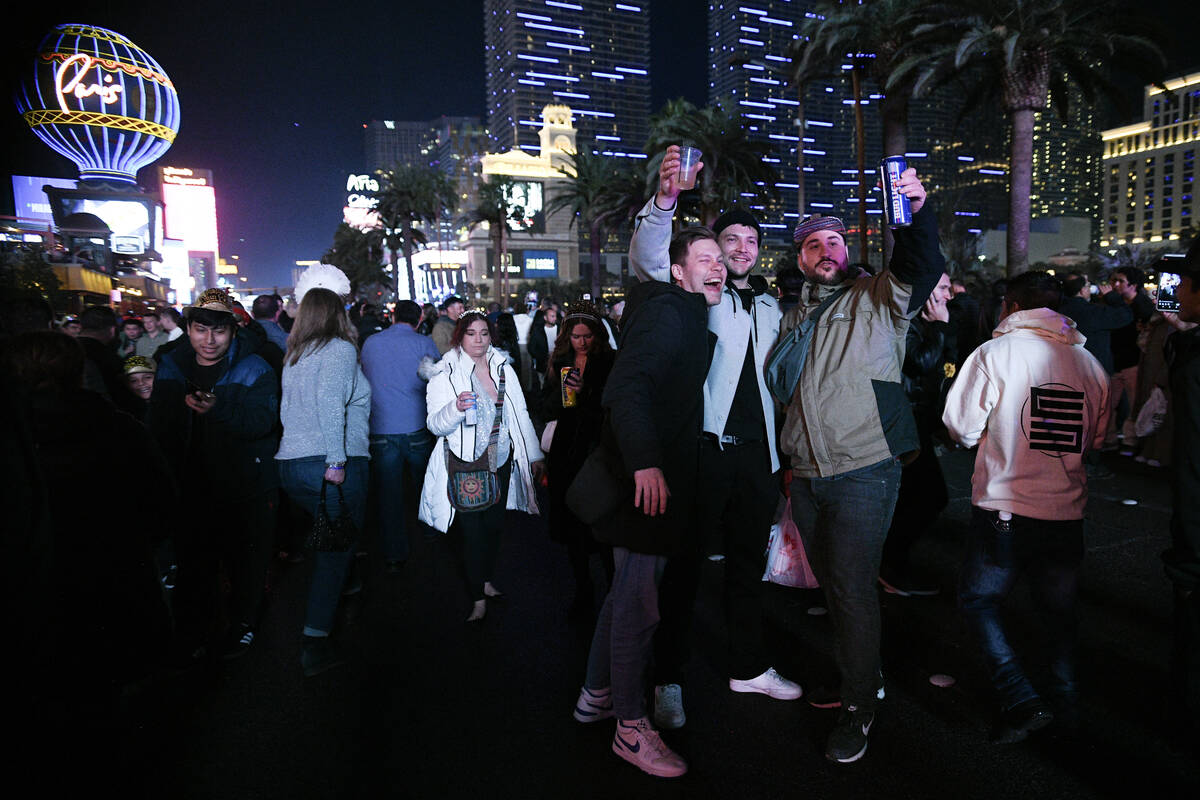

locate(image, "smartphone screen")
[[1157, 271, 1182, 313]]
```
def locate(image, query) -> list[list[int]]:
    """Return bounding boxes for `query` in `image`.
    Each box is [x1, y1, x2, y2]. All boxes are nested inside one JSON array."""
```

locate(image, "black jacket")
[[1060, 293, 1134, 374], [1165, 327, 1200, 589], [147, 328, 280, 501], [901, 316, 954, 440], [590, 280, 713, 555], [527, 310, 558, 378]]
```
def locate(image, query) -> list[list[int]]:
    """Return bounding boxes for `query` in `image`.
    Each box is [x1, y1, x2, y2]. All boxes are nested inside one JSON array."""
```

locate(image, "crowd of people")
[[3, 147, 1199, 782]]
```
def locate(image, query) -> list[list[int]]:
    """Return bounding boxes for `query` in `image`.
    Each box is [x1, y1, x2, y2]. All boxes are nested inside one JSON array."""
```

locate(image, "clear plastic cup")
[[677, 146, 702, 190]]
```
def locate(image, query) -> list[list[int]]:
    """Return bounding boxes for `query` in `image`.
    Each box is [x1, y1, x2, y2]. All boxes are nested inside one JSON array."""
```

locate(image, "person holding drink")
[[419, 311, 546, 622], [541, 299, 616, 619]]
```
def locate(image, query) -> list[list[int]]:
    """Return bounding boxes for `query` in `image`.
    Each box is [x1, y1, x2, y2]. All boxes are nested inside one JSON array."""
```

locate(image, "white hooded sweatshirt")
[[943, 308, 1111, 521]]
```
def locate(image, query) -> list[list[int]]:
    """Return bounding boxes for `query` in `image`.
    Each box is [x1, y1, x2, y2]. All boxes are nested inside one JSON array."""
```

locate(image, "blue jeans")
[[959, 507, 1083, 710], [790, 457, 902, 709], [368, 430, 435, 562], [279, 456, 369, 637]]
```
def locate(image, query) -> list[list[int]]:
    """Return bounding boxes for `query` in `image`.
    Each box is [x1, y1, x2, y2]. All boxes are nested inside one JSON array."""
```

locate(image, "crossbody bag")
[[445, 368, 506, 512], [764, 287, 849, 405]]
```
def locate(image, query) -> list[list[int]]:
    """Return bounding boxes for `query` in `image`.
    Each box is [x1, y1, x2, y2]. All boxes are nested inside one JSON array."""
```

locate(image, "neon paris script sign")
[[54, 54, 123, 112]]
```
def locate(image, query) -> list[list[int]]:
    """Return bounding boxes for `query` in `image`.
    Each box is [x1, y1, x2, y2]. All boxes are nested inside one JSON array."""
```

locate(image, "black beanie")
[[712, 207, 761, 239]]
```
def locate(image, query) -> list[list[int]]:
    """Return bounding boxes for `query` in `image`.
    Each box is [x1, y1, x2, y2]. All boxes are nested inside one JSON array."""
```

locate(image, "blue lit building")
[[483, 0, 651, 159], [706, 2, 1008, 259]]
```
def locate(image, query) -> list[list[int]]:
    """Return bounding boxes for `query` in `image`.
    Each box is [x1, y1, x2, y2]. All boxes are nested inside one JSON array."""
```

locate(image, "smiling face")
[[143, 315, 160, 335], [461, 318, 491, 359], [718, 223, 759, 280], [798, 229, 851, 286], [187, 320, 233, 366], [569, 322, 594, 356], [671, 238, 727, 306], [126, 372, 154, 400]]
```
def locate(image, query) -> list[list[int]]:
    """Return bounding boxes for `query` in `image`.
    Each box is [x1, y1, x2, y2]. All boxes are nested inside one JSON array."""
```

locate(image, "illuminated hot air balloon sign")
[[16, 23, 180, 185]]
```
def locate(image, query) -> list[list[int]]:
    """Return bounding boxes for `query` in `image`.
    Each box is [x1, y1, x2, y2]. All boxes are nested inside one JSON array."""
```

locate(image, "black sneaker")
[[301, 635, 345, 678], [221, 624, 255, 660], [826, 704, 874, 763], [990, 697, 1053, 744], [807, 674, 886, 709]]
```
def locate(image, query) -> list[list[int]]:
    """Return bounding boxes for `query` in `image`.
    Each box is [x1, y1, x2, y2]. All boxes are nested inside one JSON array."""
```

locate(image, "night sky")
[[1, 0, 1190, 289]]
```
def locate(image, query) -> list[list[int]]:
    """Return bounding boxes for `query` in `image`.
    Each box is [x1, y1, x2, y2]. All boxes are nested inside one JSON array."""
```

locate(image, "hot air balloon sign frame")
[[16, 23, 181, 186]]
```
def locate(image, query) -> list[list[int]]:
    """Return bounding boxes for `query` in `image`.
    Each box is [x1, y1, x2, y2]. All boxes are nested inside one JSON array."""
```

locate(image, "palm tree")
[[645, 99, 779, 227], [546, 146, 651, 298], [795, 0, 932, 260], [890, 0, 1165, 275], [322, 223, 387, 297], [465, 175, 523, 304], [374, 164, 458, 300]]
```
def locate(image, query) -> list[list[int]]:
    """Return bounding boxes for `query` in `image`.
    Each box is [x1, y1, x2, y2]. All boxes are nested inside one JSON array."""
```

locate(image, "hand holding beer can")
[[561, 367, 578, 408], [463, 392, 478, 426], [879, 155, 913, 229]]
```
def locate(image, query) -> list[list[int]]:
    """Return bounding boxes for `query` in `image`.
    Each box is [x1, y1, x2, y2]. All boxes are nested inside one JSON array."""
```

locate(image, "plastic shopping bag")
[[1134, 386, 1167, 438], [763, 496, 819, 588]]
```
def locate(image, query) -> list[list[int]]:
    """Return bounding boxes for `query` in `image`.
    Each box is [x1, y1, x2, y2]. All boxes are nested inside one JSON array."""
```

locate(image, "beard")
[[803, 256, 852, 286]]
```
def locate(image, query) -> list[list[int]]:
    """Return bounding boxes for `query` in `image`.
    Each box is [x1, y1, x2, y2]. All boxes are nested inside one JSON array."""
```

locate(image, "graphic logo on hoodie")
[[1025, 384, 1085, 455]]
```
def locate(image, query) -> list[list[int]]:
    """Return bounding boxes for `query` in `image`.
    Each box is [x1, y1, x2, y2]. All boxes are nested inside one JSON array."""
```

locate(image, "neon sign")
[[55, 54, 123, 112], [16, 24, 181, 185]]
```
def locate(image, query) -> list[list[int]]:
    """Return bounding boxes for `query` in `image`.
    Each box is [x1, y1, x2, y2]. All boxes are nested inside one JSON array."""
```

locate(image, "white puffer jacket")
[[418, 346, 544, 533]]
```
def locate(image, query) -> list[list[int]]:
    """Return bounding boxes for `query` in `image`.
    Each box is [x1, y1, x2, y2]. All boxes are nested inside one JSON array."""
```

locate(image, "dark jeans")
[[790, 457, 902, 710], [958, 507, 1083, 710], [368, 430, 435, 562], [883, 437, 948, 573], [279, 456, 368, 637], [451, 459, 512, 601], [654, 438, 777, 685], [174, 489, 277, 642]]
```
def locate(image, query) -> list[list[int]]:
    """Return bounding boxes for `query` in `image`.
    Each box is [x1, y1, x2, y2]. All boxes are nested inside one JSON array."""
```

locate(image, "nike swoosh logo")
[[617, 734, 641, 753]]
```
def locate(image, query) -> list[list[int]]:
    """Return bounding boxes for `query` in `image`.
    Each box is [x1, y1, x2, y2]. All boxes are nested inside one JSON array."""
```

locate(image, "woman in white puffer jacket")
[[419, 311, 545, 621]]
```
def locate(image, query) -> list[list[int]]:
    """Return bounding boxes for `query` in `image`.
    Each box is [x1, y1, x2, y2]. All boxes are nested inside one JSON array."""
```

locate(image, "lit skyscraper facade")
[[1029, 89, 1103, 227], [1100, 72, 1199, 247], [706, 1, 1009, 255], [365, 120, 438, 171], [483, 0, 650, 159]]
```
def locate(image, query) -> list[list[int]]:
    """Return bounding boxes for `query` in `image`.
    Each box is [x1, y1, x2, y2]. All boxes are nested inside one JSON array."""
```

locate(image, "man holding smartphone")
[[1163, 237, 1200, 724], [148, 289, 280, 662]]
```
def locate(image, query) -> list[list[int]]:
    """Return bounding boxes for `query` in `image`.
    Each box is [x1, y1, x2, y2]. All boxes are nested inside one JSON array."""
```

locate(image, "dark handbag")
[[308, 481, 357, 552], [764, 287, 849, 405], [565, 438, 629, 525], [445, 370, 505, 512]]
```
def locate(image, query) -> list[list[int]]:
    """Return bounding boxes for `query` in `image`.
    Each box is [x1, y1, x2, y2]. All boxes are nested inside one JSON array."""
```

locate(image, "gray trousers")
[[584, 547, 668, 721]]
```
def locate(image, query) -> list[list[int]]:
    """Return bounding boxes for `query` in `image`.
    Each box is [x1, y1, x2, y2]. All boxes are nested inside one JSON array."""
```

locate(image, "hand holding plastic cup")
[[677, 146, 702, 190]]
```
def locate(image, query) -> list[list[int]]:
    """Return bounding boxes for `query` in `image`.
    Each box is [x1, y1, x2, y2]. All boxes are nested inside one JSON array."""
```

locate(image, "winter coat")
[[587, 279, 713, 555], [418, 346, 543, 533], [778, 206, 945, 478], [630, 196, 783, 471], [1060, 293, 1133, 374], [942, 308, 1111, 521], [148, 328, 280, 501], [1165, 326, 1200, 588]]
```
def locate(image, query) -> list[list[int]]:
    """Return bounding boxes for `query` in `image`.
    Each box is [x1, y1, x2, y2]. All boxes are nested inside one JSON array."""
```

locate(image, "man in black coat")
[[570, 228, 724, 779], [1060, 272, 1134, 375], [1164, 238, 1200, 723]]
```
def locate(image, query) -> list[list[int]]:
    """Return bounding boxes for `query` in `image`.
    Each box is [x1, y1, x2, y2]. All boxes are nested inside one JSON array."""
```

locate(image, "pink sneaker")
[[612, 718, 687, 778]]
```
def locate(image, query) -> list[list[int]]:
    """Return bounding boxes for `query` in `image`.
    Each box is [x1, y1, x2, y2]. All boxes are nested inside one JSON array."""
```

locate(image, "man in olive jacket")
[[571, 228, 724, 779], [780, 169, 944, 764]]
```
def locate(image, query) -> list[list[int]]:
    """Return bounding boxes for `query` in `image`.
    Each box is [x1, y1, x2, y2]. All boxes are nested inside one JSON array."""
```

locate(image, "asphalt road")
[[73, 447, 1198, 798]]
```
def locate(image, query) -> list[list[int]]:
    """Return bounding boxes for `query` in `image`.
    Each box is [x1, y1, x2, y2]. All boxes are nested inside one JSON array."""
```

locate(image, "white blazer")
[[418, 346, 544, 533]]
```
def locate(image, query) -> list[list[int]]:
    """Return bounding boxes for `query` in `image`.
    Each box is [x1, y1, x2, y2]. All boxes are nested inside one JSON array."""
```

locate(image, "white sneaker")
[[729, 667, 803, 700], [653, 684, 686, 730], [612, 718, 688, 778], [573, 686, 614, 723]]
